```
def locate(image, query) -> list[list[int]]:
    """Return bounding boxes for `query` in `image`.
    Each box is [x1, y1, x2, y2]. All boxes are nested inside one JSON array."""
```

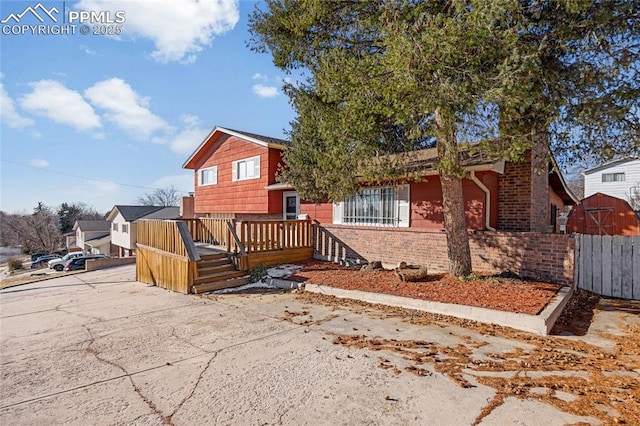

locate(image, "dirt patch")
[[291, 260, 561, 315]]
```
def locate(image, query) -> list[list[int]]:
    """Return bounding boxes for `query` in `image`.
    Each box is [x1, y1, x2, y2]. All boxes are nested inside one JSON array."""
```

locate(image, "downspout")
[[470, 171, 496, 231]]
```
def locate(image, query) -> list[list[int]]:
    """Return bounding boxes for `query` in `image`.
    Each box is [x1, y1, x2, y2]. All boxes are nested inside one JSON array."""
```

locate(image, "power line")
[[0, 158, 192, 193]]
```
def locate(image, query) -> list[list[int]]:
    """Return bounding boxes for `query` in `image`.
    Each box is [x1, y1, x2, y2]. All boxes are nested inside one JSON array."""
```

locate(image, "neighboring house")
[[566, 193, 639, 236], [63, 231, 77, 252], [74, 220, 111, 255], [582, 158, 640, 204], [107, 205, 180, 257], [182, 126, 293, 220]]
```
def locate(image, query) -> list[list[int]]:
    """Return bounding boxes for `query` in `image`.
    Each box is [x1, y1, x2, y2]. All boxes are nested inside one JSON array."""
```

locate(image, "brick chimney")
[[180, 194, 195, 219]]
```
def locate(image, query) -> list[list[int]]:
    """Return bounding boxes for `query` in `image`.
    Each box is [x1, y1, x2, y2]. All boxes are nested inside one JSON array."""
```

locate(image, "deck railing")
[[136, 219, 200, 294], [183, 218, 230, 247], [233, 219, 312, 253]]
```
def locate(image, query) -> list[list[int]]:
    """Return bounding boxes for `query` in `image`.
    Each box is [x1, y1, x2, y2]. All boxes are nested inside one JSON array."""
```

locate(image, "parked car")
[[31, 252, 49, 262], [48, 252, 85, 271], [64, 254, 108, 271], [30, 254, 61, 268]]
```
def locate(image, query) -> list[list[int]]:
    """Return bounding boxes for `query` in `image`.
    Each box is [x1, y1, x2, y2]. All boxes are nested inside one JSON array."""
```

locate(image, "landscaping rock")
[[394, 264, 428, 282], [360, 261, 383, 271]]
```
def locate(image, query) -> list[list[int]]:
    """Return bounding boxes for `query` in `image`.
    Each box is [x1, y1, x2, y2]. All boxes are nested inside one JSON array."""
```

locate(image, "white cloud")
[[252, 73, 268, 81], [91, 180, 119, 193], [170, 127, 210, 155], [153, 114, 210, 155], [81, 45, 96, 55], [85, 78, 170, 139], [252, 84, 279, 98], [149, 174, 193, 193], [29, 159, 49, 168], [76, 0, 240, 63], [0, 83, 35, 129], [19, 80, 101, 131]]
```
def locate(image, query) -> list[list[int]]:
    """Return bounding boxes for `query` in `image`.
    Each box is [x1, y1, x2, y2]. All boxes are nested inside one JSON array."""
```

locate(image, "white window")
[[199, 166, 218, 186], [333, 185, 409, 227], [122, 224, 129, 234], [232, 156, 260, 181], [602, 172, 625, 182], [112, 223, 118, 232]]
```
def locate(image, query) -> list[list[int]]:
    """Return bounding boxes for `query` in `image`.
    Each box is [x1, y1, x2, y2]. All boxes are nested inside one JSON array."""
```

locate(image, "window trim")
[[333, 184, 410, 228], [232, 155, 261, 182], [601, 172, 625, 182], [198, 166, 218, 186]]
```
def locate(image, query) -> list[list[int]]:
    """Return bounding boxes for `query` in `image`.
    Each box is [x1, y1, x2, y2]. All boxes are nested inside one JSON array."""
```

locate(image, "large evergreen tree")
[[249, 0, 640, 276]]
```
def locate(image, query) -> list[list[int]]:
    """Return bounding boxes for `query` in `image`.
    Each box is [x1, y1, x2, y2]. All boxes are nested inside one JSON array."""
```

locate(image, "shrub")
[[249, 263, 269, 283], [8, 257, 24, 271]]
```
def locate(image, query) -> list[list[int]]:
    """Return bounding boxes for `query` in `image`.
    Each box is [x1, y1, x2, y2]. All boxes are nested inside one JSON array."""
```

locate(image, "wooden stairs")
[[191, 253, 250, 294]]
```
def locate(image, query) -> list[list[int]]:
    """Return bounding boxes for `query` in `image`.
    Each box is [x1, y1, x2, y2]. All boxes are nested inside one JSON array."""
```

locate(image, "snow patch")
[[208, 264, 303, 294]]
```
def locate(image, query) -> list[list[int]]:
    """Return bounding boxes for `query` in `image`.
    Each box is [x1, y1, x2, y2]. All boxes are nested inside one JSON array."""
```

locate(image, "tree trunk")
[[435, 108, 472, 277]]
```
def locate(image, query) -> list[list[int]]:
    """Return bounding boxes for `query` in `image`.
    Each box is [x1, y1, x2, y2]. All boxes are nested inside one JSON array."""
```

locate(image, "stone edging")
[[303, 283, 574, 335]]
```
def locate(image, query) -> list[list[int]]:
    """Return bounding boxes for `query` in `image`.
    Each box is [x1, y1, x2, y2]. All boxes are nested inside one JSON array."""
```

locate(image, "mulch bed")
[[290, 260, 562, 315]]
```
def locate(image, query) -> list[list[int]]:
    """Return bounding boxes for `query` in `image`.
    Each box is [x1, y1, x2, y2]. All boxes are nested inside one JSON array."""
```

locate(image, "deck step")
[[197, 263, 235, 275], [193, 269, 247, 285], [197, 257, 230, 268], [199, 253, 228, 261], [192, 276, 251, 294]]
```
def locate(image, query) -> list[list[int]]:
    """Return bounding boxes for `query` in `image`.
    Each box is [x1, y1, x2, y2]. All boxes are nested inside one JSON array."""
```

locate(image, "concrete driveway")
[[1, 265, 637, 425]]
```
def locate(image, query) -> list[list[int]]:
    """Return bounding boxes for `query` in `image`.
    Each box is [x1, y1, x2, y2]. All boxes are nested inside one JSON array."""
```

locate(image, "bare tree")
[[0, 203, 62, 253], [628, 182, 640, 210], [135, 186, 181, 207], [566, 177, 585, 201]]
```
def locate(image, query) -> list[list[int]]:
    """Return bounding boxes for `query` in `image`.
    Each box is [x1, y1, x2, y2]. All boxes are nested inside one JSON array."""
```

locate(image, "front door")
[[283, 191, 300, 220]]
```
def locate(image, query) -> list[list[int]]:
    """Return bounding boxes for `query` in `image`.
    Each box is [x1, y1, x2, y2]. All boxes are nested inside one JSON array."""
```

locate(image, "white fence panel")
[[577, 235, 639, 300]]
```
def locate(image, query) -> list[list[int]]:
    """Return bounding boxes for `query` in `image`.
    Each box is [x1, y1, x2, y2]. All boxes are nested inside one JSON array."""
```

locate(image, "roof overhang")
[[183, 126, 288, 170], [264, 183, 295, 191], [85, 234, 111, 247]]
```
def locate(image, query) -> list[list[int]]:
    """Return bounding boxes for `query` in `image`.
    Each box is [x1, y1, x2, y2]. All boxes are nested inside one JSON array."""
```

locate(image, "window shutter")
[[231, 160, 238, 181], [396, 184, 410, 227], [332, 202, 343, 225], [254, 156, 261, 178]]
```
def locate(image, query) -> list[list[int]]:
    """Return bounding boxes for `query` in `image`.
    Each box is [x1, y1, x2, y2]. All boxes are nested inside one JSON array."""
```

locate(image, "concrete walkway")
[[1, 265, 636, 425]]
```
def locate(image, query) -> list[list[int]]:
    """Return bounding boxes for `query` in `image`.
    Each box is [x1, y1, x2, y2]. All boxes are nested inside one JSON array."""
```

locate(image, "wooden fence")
[[136, 220, 200, 294], [576, 234, 640, 300]]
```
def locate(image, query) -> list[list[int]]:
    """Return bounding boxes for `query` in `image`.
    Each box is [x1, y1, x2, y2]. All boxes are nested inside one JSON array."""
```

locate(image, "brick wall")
[[497, 151, 532, 231], [313, 224, 575, 286]]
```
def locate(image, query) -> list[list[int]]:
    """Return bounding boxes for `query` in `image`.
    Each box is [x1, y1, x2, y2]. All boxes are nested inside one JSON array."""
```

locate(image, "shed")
[[566, 192, 640, 236]]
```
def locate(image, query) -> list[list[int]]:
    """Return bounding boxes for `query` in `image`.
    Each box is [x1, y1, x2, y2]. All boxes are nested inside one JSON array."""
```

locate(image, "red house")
[[183, 127, 298, 221], [183, 127, 578, 283]]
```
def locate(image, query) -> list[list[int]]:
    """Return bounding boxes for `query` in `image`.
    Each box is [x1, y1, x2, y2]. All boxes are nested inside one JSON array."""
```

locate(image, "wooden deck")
[[136, 219, 313, 294]]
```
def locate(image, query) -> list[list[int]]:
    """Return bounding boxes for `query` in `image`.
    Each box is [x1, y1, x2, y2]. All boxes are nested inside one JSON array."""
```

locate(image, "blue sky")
[[0, 0, 297, 214]]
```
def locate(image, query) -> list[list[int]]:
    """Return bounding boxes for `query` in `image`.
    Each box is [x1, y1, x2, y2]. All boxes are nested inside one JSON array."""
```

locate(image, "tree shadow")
[[549, 289, 600, 336]]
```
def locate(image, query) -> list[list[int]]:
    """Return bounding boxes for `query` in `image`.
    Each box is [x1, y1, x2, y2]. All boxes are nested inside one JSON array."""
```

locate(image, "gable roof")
[[73, 220, 111, 232], [582, 157, 640, 175], [106, 205, 180, 222], [138, 206, 180, 221], [183, 126, 288, 169]]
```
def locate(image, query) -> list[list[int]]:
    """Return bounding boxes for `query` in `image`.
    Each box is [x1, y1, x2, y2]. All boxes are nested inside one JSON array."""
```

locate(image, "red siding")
[[301, 201, 333, 223], [191, 134, 284, 214], [566, 193, 639, 236], [302, 174, 494, 230], [410, 177, 486, 230]]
